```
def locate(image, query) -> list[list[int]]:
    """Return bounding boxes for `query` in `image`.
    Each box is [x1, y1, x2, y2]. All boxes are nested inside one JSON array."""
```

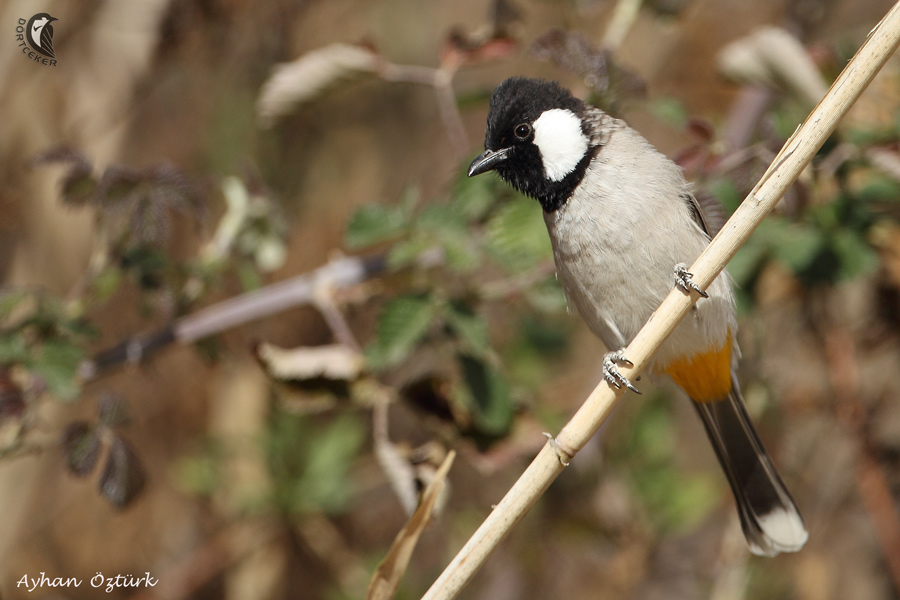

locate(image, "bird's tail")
[[692, 376, 808, 556]]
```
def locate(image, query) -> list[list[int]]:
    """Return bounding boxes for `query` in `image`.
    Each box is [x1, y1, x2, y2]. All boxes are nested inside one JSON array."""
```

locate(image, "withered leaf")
[[257, 44, 381, 127], [256, 343, 365, 382], [98, 435, 146, 508], [62, 421, 101, 478], [32, 146, 97, 207], [530, 30, 645, 102], [365, 451, 455, 600], [97, 392, 131, 427]]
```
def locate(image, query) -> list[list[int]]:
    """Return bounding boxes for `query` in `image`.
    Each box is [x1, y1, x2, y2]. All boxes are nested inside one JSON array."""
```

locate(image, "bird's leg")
[[603, 350, 640, 394], [674, 263, 709, 298]]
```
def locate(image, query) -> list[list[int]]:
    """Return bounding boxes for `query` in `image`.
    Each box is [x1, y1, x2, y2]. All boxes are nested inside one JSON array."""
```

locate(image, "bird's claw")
[[674, 263, 709, 298], [603, 350, 640, 394]]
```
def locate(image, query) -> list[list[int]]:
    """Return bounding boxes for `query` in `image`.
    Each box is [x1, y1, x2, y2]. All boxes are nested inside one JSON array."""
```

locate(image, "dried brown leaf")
[[530, 29, 645, 101], [718, 27, 827, 106], [686, 117, 715, 143], [374, 432, 419, 516], [32, 146, 97, 206], [866, 147, 900, 182], [441, 32, 517, 69], [32, 146, 91, 169], [491, 0, 524, 39], [62, 421, 101, 478], [255, 343, 365, 382], [531, 29, 611, 89], [98, 391, 131, 427], [98, 435, 146, 508], [365, 450, 455, 600], [0, 368, 25, 422], [94, 163, 205, 244], [256, 44, 381, 128], [96, 166, 144, 209]]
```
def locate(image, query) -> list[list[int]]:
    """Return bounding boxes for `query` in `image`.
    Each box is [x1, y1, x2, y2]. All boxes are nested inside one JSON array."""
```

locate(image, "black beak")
[[467, 148, 509, 177]]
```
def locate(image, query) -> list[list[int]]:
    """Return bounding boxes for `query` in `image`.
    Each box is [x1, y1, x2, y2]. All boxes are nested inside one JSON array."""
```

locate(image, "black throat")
[[495, 145, 597, 213]]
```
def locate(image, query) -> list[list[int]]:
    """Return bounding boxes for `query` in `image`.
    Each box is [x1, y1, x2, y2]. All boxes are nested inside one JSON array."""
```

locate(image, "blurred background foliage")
[[2, 0, 900, 598]]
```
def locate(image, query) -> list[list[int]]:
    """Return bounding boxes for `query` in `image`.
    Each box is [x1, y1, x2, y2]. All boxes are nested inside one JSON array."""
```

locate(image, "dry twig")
[[822, 323, 900, 593], [78, 254, 385, 381]]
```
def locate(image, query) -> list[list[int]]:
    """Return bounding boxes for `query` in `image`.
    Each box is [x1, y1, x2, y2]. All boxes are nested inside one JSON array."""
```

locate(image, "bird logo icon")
[[25, 13, 57, 59]]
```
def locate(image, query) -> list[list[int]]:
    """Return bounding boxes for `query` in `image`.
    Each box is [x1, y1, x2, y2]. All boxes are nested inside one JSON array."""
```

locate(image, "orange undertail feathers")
[[660, 330, 733, 402]]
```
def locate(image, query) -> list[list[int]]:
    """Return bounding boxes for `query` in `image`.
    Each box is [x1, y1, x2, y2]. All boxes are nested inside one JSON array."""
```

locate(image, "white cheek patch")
[[532, 108, 589, 182]]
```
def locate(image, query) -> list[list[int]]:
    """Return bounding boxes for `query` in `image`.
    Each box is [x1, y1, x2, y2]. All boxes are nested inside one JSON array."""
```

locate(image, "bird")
[[468, 76, 808, 557], [27, 13, 57, 59]]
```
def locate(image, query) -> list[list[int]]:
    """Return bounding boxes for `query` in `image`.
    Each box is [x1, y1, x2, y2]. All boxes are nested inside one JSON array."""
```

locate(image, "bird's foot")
[[603, 350, 640, 394], [674, 263, 709, 298]]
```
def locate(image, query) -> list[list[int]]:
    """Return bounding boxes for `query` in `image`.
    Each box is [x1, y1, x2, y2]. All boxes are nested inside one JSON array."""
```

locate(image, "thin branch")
[[312, 278, 362, 352], [857, 448, 900, 591], [377, 61, 469, 157], [478, 261, 556, 301], [432, 69, 469, 159], [78, 254, 385, 381], [420, 3, 900, 598], [822, 321, 900, 593], [602, 0, 644, 51], [379, 63, 440, 86], [379, 62, 469, 158], [128, 521, 281, 600]]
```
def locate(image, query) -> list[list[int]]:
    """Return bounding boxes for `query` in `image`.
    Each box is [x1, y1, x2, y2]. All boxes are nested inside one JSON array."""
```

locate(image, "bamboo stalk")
[[421, 3, 900, 599]]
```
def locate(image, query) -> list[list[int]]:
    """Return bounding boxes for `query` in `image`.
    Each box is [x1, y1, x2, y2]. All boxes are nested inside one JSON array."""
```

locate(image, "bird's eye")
[[514, 123, 531, 139]]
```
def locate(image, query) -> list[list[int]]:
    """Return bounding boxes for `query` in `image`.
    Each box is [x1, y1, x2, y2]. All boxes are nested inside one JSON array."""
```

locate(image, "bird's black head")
[[468, 77, 596, 212]]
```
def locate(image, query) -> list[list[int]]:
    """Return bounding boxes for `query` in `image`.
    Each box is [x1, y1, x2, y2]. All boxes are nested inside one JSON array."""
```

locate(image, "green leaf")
[[0, 290, 30, 321], [386, 236, 434, 270], [707, 178, 743, 213], [647, 96, 687, 128], [173, 453, 220, 497], [90, 267, 122, 302], [61, 167, 98, 207], [415, 204, 480, 272], [417, 203, 467, 233], [504, 315, 571, 389], [769, 222, 825, 273], [524, 277, 568, 313], [0, 335, 28, 364], [727, 238, 769, 288], [291, 414, 366, 514], [267, 411, 367, 515], [858, 175, 900, 204], [121, 245, 168, 290], [344, 204, 409, 249], [665, 474, 719, 531], [33, 340, 84, 400], [438, 228, 481, 273], [486, 198, 552, 270], [615, 393, 718, 533], [237, 261, 264, 291], [445, 303, 490, 356], [366, 295, 436, 369], [635, 465, 718, 533], [456, 354, 514, 438], [452, 172, 499, 221], [831, 229, 879, 279]]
